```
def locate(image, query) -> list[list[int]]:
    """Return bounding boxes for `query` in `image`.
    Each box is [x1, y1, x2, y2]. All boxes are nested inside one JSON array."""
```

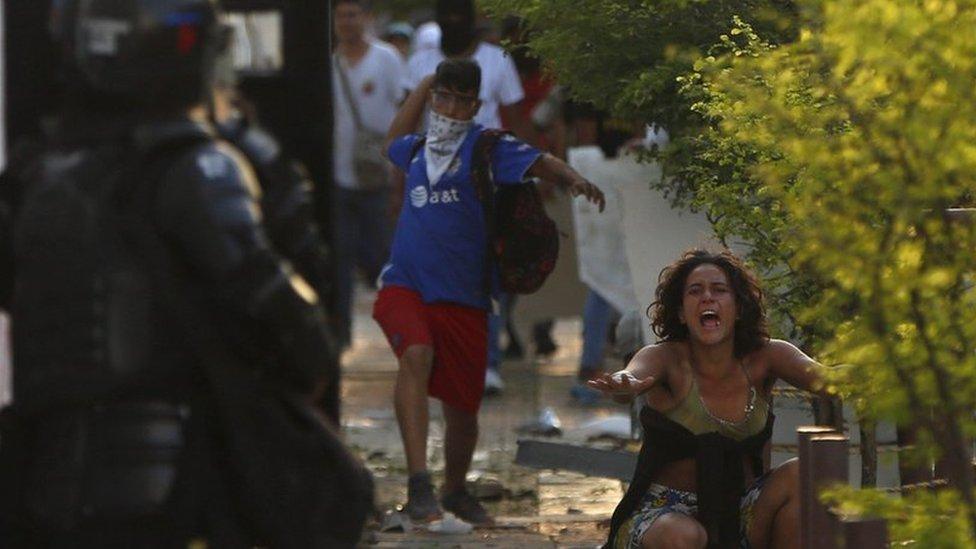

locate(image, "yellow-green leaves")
[[714, 0, 976, 542]]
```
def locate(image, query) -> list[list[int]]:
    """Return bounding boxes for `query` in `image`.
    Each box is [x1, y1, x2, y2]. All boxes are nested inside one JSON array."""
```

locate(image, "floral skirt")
[[614, 473, 769, 549]]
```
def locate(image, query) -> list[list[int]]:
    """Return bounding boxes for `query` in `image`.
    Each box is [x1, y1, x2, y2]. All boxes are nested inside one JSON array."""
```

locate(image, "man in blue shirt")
[[373, 60, 605, 525]]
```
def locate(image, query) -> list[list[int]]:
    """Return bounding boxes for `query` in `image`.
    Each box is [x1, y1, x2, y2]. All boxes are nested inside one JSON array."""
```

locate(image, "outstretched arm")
[[588, 343, 672, 403], [767, 339, 828, 396], [384, 75, 436, 157], [527, 153, 606, 212]]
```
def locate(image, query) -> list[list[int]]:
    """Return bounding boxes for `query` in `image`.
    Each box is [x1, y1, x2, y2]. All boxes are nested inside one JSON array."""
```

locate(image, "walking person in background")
[[332, 0, 406, 350], [406, 0, 540, 394], [405, 0, 530, 136], [383, 22, 414, 61], [374, 60, 605, 526]]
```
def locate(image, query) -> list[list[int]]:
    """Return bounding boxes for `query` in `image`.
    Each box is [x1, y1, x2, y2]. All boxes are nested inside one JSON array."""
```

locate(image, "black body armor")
[[217, 116, 333, 308], [0, 117, 336, 543], [0, 0, 353, 545]]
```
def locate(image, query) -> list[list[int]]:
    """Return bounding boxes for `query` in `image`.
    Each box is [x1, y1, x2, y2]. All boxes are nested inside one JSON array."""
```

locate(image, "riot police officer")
[[210, 58, 341, 422], [0, 0, 367, 546]]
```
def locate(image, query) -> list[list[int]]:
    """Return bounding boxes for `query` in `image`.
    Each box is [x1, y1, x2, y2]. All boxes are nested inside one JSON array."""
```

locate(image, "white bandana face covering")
[[425, 110, 474, 186]]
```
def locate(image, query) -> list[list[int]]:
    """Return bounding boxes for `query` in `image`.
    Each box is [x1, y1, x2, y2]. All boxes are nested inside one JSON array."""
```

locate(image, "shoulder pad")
[[163, 140, 262, 201], [225, 124, 281, 167]]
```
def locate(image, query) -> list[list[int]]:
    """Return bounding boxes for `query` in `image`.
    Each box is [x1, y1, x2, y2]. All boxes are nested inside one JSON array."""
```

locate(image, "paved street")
[[342, 286, 626, 547], [0, 286, 901, 547], [341, 285, 900, 547]]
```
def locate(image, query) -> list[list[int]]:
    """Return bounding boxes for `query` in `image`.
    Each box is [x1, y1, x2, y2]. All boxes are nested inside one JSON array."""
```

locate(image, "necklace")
[[691, 356, 757, 428], [700, 384, 757, 428]]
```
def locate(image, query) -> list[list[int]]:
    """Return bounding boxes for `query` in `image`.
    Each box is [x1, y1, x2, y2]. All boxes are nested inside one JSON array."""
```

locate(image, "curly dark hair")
[[648, 249, 769, 358]]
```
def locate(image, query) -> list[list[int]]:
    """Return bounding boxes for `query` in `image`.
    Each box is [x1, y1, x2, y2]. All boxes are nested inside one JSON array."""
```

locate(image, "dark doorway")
[[3, 1, 60, 152]]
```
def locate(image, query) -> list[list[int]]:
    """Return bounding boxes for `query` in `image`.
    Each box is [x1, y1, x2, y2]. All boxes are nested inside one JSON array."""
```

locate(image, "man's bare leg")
[[394, 345, 434, 474], [394, 344, 441, 520], [442, 401, 478, 494], [440, 401, 493, 525]]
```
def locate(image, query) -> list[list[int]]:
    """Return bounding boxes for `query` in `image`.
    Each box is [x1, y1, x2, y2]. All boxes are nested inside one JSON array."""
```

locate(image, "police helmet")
[[50, 0, 225, 108]]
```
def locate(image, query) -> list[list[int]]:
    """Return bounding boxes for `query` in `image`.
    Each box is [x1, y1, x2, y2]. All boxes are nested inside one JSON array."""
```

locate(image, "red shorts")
[[372, 286, 488, 414]]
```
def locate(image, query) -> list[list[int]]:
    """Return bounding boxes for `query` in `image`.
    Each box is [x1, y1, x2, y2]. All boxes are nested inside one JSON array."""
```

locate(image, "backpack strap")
[[470, 129, 511, 301], [408, 136, 426, 164]]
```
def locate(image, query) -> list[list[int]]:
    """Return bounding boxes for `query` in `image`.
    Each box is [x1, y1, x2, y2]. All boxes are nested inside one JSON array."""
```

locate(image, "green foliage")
[[712, 0, 976, 540], [481, 0, 798, 130], [479, 1, 813, 342], [823, 485, 972, 548], [486, 0, 976, 543], [668, 18, 826, 343]]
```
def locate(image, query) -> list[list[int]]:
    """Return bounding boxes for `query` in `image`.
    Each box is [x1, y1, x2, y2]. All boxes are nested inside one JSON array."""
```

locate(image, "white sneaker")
[[484, 368, 504, 396]]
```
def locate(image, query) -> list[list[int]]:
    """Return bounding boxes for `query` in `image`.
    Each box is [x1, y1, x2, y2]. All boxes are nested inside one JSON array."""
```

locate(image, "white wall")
[[617, 161, 718, 344]]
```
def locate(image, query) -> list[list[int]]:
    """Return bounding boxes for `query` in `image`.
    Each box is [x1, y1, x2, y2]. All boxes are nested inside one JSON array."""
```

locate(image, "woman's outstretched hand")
[[587, 370, 656, 402]]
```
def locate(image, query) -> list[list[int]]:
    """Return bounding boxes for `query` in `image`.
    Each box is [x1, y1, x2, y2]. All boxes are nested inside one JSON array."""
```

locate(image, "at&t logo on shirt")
[[409, 186, 461, 208]]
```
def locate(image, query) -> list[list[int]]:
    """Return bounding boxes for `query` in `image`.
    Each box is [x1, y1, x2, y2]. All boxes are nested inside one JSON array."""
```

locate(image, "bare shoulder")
[[759, 339, 807, 362], [631, 341, 690, 388], [639, 342, 690, 409], [751, 338, 822, 393], [743, 339, 799, 379], [630, 341, 682, 369]]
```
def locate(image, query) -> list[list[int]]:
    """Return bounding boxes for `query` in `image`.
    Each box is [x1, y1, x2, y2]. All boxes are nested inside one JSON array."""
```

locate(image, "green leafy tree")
[[481, 0, 797, 127], [485, 0, 976, 543], [479, 1, 823, 343], [703, 0, 976, 542]]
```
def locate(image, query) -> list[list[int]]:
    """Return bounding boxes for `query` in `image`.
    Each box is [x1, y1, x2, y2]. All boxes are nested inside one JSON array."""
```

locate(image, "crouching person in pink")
[[373, 59, 605, 525]]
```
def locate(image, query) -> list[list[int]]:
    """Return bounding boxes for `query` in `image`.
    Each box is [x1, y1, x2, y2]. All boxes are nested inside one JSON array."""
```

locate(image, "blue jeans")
[[487, 293, 513, 371], [579, 288, 618, 379], [334, 186, 392, 346]]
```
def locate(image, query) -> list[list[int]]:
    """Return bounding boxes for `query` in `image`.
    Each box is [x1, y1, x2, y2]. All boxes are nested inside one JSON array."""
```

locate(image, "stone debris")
[[465, 474, 506, 500], [379, 510, 410, 533], [427, 512, 474, 535], [579, 414, 632, 441], [517, 407, 563, 437]]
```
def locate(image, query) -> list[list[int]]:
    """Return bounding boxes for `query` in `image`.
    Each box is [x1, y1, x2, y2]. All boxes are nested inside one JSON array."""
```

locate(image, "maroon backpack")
[[472, 130, 559, 294], [408, 130, 559, 294]]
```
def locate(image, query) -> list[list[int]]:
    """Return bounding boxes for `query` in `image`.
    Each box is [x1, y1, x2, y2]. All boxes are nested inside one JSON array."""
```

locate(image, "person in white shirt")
[[332, 0, 406, 349], [404, 0, 530, 133], [412, 21, 441, 54]]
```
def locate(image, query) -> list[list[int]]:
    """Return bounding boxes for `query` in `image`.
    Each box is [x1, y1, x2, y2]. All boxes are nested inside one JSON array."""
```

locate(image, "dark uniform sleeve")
[[154, 142, 335, 391], [225, 124, 333, 307]]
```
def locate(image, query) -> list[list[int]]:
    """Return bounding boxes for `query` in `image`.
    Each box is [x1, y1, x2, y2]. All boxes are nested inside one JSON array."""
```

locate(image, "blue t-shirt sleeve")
[[387, 134, 422, 171], [490, 134, 542, 185]]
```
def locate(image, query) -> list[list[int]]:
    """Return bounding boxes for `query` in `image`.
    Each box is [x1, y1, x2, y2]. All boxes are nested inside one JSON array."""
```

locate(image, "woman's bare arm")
[[588, 343, 673, 403], [766, 339, 828, 396]]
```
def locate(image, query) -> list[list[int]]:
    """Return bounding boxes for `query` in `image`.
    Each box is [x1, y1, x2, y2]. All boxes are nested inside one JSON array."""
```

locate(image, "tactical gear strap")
[[471, 130, 508, 300]]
